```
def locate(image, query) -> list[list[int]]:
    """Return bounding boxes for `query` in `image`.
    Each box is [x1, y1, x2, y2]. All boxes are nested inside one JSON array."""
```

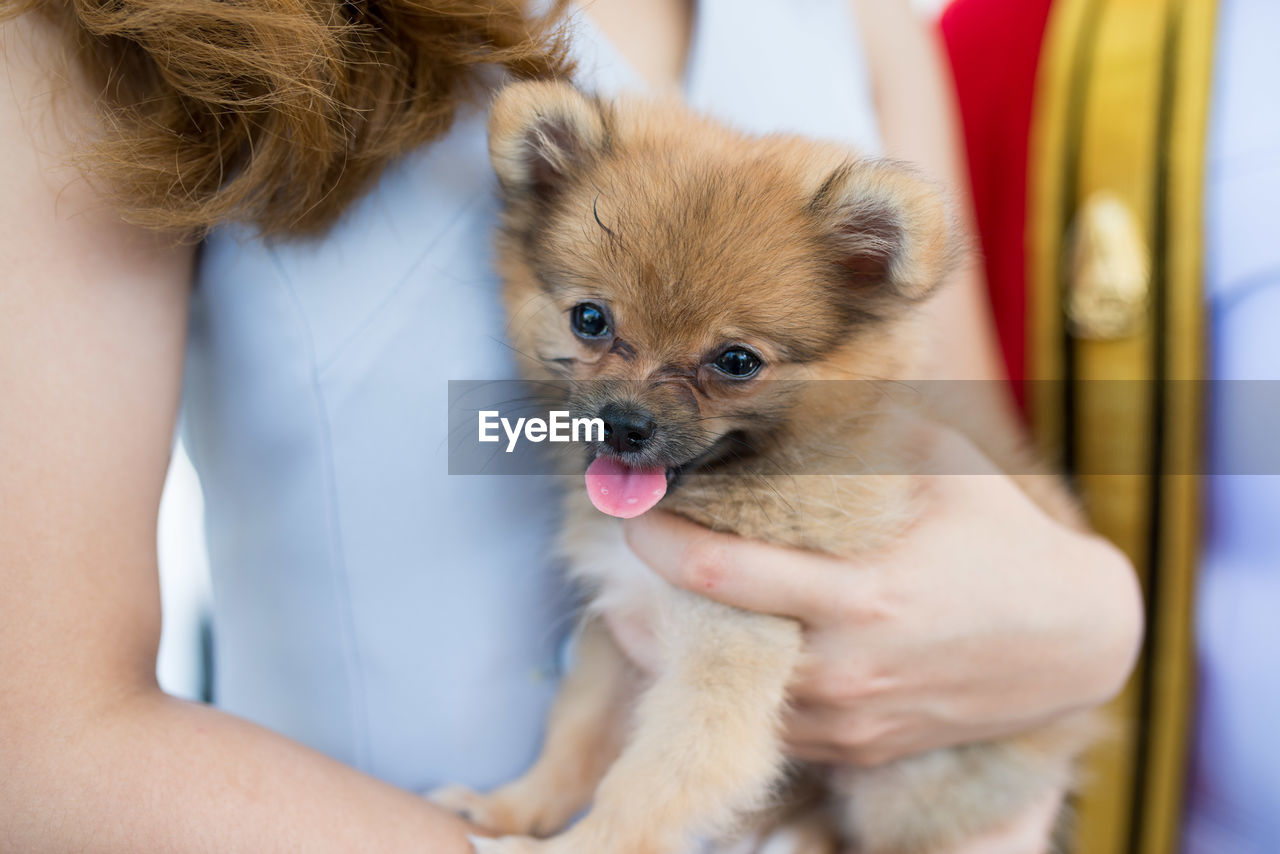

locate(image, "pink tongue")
[[584, 456, 668, 518]]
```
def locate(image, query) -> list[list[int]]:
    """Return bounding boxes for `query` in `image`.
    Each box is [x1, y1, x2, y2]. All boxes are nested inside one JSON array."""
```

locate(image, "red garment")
[[940, 0, 1054, 403]]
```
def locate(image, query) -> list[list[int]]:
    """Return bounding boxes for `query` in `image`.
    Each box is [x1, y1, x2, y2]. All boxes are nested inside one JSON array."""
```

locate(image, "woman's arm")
[[0, 16, 472, 852], [854, 0, 1007, 386]]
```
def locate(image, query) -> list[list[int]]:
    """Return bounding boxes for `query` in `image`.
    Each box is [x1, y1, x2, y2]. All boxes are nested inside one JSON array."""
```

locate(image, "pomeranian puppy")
[[431, 81, 1095, 854]]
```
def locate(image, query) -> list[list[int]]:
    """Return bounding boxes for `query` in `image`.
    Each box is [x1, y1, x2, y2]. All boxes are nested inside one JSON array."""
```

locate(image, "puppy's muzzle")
[[598, 403, 656, 454]]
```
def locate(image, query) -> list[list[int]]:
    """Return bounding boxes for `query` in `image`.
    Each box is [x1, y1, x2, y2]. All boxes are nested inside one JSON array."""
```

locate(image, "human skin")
[[617, 432, 1138, 769], [0, 2, 1140, 853]]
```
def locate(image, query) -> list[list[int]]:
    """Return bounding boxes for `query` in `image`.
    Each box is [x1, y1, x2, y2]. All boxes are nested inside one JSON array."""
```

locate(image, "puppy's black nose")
[[599, 404, 655, 453]]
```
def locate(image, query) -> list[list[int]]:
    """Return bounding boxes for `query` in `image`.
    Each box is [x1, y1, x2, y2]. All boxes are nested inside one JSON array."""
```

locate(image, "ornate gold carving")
[[1066, 192, 1150, 339]]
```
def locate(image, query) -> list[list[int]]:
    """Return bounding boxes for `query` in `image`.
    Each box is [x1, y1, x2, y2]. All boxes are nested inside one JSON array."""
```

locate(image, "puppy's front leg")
[[432, 618, 635, 837], [478, 591, 803, 854]]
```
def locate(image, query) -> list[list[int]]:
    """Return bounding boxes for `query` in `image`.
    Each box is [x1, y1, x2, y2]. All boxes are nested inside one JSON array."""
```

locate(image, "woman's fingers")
[[621, 510, 879, 625], [781, 701, 908, 767]]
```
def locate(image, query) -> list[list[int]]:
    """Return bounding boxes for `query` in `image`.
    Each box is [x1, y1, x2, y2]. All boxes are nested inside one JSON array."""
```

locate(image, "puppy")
[[432, 81, 1095, 854]]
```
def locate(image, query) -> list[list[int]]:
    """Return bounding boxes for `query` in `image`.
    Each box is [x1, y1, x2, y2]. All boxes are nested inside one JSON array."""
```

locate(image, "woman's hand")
[[611, 427, 1142, 768]]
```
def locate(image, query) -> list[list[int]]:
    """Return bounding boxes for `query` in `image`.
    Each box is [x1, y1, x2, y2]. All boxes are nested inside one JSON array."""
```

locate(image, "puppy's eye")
[[571, 302, 610, 338], [713, 347, 762, 378]]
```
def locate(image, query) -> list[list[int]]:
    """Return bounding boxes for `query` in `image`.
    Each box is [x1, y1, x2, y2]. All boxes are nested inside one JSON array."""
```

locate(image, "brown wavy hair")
[[15, 0, 573, 236]]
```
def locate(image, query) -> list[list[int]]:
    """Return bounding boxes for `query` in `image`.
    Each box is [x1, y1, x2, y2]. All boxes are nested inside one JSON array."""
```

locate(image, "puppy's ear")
[[488, 81, 609, 204], [809, 159, 956, 303]]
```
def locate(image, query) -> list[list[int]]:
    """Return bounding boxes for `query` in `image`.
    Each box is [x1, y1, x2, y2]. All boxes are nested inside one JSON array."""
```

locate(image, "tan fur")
[[431, 619, 635, 838], [19, 0, 575, 237], [431, 81, 1096, 854]]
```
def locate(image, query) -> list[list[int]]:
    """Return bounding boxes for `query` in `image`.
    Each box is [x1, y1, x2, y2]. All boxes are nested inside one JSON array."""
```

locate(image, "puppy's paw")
[[468, 834, 546, 854], [428, 784, 503, 828]]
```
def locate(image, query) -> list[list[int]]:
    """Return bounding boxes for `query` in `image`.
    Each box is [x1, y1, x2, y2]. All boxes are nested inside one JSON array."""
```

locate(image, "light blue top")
[[1185, 0, 1280, 850], [187, 0, 882, 793]]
